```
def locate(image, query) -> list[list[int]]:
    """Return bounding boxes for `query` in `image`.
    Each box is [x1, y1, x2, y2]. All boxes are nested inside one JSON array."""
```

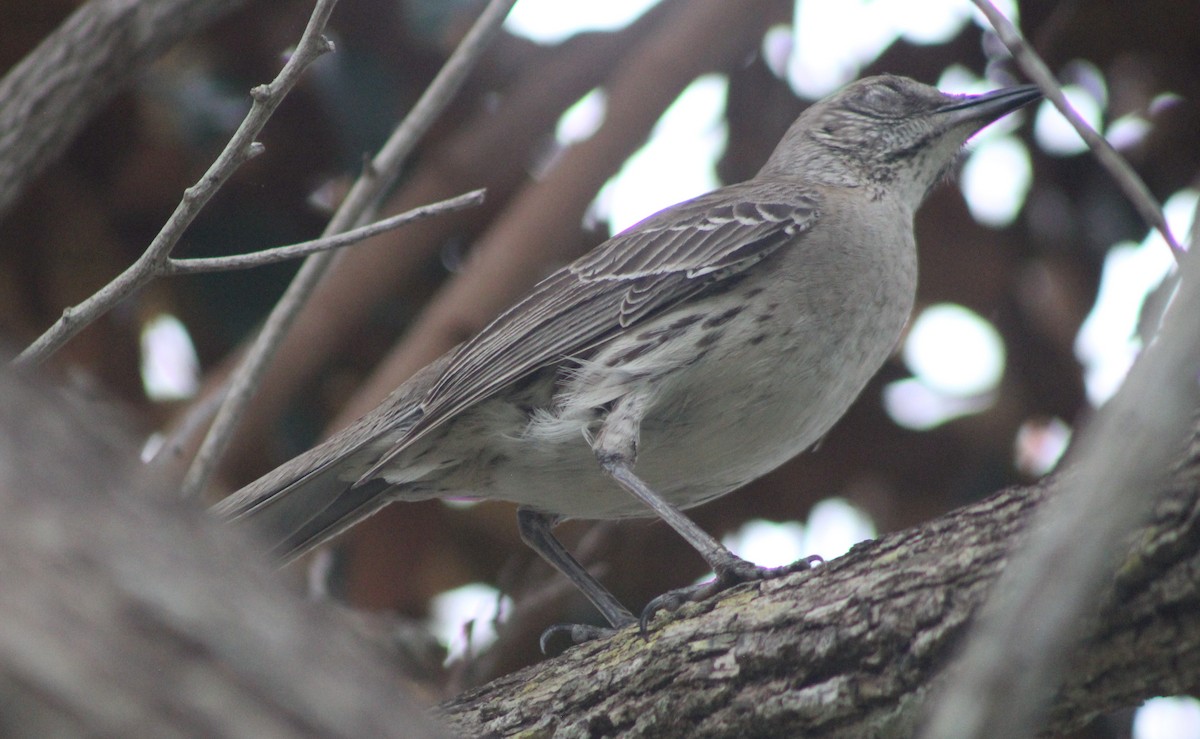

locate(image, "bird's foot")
[[538, 622, 623, 655], [639, 553, 823, 634]]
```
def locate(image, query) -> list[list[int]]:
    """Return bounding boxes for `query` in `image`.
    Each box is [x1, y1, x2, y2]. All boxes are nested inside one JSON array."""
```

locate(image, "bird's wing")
[[357, 181, 820, 481]]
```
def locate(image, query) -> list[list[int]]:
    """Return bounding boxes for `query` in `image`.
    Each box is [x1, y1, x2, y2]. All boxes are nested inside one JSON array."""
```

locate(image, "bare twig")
[[68, 188, 483, 476], [921, 166, 1200, 736], [180, 0, 519, 499], [970, 0, 1184, 259], [167, 189, 484, 275], [14, 0, 340, 367]]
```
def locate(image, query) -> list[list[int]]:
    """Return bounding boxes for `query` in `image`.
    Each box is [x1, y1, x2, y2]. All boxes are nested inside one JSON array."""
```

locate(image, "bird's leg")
[[516, 507, 636, 653], [594, 393, 819, 632]]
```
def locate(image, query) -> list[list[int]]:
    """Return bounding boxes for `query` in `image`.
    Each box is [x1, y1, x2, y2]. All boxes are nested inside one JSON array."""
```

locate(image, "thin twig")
[[167, 189, 484, 275], [970, 0, 1183, 259], [14, 0, 340, 368], [179, 0, 519, 499]]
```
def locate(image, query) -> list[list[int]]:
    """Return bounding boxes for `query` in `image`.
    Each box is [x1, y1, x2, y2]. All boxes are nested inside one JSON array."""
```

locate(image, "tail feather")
[[211, 349, 456, 560], [268, 476, 393, 562], [213, 450, 392, 561]]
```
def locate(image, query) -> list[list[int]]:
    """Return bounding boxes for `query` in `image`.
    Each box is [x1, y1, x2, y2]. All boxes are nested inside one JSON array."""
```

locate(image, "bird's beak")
[[937, 84, 1042, 129]]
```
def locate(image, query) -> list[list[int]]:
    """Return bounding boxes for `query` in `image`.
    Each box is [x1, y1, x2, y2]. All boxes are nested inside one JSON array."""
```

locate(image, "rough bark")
[[437, 436, 1200, 737], [1, 352, 1197, 737]]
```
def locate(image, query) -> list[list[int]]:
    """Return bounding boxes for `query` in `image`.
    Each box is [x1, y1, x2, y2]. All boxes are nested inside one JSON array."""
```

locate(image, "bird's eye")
[[860, 85, 904, 114]]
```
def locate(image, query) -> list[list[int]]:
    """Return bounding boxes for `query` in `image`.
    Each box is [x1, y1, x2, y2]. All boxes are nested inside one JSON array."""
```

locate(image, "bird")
[[214, 74, 1041, 648]]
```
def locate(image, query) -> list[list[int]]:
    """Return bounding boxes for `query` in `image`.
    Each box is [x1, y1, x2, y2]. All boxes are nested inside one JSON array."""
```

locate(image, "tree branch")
[[166, 189, 484, 275], [0, 363, 448, 738], [0, 0, 248, 221], [436, 441, 1200, 736], [14, 0, 340, 367]]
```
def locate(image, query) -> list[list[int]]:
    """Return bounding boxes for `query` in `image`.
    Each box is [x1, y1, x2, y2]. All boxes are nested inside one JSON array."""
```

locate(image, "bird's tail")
[[213, 445, 396, 562], [212, 351, 454, 561]]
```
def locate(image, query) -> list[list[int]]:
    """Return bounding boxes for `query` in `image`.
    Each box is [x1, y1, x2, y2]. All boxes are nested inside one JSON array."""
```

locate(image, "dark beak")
[[938, 84, 1042, 129]]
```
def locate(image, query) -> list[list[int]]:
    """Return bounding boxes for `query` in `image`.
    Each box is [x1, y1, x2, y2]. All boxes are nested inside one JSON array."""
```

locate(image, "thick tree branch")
[[0, 364, 447, 738], [0, 0, 248, 221], [436, 440, 1200, 736]]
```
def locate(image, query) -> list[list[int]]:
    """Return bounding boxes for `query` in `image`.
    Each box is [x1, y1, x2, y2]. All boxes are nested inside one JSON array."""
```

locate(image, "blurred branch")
[[168, 189, 485, 275], [921, 180, 1200, 735], [438, 448, 1200, 735], [179, 0, 519, 499], [0, 0, 248, 221], [0, 365, 446, 738], [14, 0, 340, 368], [971, 0, 1184, 259]]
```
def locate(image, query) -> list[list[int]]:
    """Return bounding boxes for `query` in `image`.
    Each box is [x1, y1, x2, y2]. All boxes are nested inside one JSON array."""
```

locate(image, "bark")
[[1, 350, 1197, 738], [437, 435, 1200, 737], [0, 0, 248, 219]]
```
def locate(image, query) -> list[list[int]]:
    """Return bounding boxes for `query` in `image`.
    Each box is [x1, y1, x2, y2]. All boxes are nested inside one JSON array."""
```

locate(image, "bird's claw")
[[539, 554, 823, 650], [639, 554, 823, 635], [538, 622, 620, 655]]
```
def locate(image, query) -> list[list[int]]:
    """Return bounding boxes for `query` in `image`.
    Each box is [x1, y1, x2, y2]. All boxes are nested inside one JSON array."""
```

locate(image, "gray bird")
[[215, 75, 1040, 646]]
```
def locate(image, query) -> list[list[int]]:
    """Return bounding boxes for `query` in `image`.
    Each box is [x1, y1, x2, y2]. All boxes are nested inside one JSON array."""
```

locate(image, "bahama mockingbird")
[[214, 75, 1041, 648]]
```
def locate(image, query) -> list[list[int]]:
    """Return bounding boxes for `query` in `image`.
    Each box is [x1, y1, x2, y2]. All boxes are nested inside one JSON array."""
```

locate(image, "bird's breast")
[[407, 198, 918, 519]]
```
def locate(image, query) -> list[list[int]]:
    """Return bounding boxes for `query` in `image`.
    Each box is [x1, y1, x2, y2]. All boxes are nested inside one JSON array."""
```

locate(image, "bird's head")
[[760, 75, 1041, 209]]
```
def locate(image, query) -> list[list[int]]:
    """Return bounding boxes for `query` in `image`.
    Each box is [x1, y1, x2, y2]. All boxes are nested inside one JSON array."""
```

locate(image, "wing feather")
[[356, 182, 820, 481]]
